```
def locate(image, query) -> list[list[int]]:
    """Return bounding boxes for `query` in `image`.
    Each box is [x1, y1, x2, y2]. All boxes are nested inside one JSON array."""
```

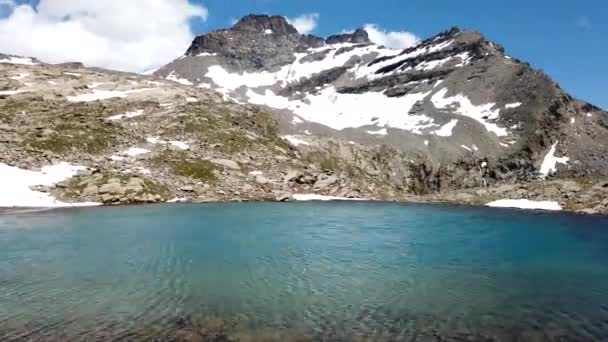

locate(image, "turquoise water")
[[1, 202, 608, 341]]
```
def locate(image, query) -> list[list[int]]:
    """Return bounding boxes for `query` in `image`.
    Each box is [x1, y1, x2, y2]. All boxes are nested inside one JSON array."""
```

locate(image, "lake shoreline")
[[2, 196, 607, 217]]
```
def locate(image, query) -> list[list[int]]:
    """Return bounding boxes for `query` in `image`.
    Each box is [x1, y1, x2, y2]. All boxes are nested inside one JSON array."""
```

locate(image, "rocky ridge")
[[1, 14, 608, 214]]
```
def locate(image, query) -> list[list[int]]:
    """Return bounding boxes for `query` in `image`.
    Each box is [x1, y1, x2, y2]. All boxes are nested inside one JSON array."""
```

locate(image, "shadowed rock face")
[[232, 14, 299, 35], [326, 28, 371, 45]]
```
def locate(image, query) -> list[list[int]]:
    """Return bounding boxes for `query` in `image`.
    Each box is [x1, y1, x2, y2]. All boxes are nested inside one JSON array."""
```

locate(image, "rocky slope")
[[1, 15, 608, 213]]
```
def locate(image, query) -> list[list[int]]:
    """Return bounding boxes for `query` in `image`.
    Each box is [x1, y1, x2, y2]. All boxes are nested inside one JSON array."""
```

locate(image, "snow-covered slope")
[[155, 15, 608, 180]]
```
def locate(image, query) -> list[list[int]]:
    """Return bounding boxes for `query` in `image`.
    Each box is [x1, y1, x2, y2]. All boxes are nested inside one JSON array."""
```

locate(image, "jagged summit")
[[326, 28, 371, 45], [231, 14, 299, 35]]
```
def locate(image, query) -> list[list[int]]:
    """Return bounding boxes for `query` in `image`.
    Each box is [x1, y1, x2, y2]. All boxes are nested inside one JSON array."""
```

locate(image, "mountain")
[[156, 15, 608, 178], [1, 16, 607, 213]]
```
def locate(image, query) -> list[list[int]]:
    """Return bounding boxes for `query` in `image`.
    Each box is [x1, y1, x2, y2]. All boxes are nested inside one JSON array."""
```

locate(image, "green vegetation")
[[0, 100, 146, 154], [28, 128, 117, 154], [165, 103, 290, 154], [152, 151, 217, 182], [320, 157, 339, 172]]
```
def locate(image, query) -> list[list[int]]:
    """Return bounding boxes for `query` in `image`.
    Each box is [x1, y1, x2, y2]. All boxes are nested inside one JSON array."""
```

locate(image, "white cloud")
[[286, 13, 319, 34], [364, 24, 419, 50], [0, 0, 207, 72]]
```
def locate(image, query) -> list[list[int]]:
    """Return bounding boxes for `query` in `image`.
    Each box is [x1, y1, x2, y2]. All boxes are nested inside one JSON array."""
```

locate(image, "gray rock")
[[274, 191, 293, 202], [283, 169, 303, 183], [81, 185, 99, 197], [455, 192, 476, 202], [101, 194, 118, 203], [99, 182, 126, 195], [180, 185, 195, 192], [313, 174, 339, 190], [255, 175, 270, 184], [210, 159, 240, 170]]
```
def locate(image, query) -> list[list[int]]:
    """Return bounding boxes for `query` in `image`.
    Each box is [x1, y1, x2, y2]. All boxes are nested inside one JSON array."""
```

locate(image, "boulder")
[[81, 185, 99, 197], [180, 185, 195, 192], [283, 169, 303, 183], [313, 174, 338, 190], [255, 175, 270, 184], [210, 159, 240, 170], [99, 182, 125, 195], [274, 191, 293, 202]]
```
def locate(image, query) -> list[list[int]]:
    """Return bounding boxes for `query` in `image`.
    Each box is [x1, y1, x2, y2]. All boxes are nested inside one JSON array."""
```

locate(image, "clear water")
[[1, 202, 608, 341]]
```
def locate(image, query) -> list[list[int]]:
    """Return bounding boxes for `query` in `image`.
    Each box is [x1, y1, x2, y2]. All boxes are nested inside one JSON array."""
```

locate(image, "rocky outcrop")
[[326, 28, 371, 45]]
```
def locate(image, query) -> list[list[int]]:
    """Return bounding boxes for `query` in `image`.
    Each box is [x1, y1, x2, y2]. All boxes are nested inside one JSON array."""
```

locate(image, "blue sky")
[[194, 0, 607, 109]]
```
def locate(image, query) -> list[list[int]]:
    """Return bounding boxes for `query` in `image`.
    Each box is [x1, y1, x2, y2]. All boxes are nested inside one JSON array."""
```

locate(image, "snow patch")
[[168, 197, 188, 203], [185, 97, 198, 102], [146, 137, 189, 150], [0, 162, 100, 208], [64, 72, 81, 77], [206, 43, 393, 91], [168, 141, 190, 150], [0, 89, 25, 96], [283, 135, 310, 146], [122, 147, 150, 157], [415, 52, 472, 71], [486, 199, 562, 211], [0, 56, 37, 65], [106, 109, 144, 121], [247, 87, 434, 133], [292, 194, 366, 202], [264, 29, 273, 35], [366, 127, 388, 136], [539, 142, 569, 177], [505, 102, 522, 109], [291, 116, 304, 125], [431, 119, 458, 137], [166, 71, 193, 85], [355, 39, 454, 80], [432, 88, 508, 136], [110, 155, 125, 162], [570, 117, 575, 125]]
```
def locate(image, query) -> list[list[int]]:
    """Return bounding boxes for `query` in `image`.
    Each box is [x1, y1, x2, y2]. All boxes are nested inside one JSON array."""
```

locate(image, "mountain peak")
[[325, 28, 371, 45], [231, 14, 298, 35]]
